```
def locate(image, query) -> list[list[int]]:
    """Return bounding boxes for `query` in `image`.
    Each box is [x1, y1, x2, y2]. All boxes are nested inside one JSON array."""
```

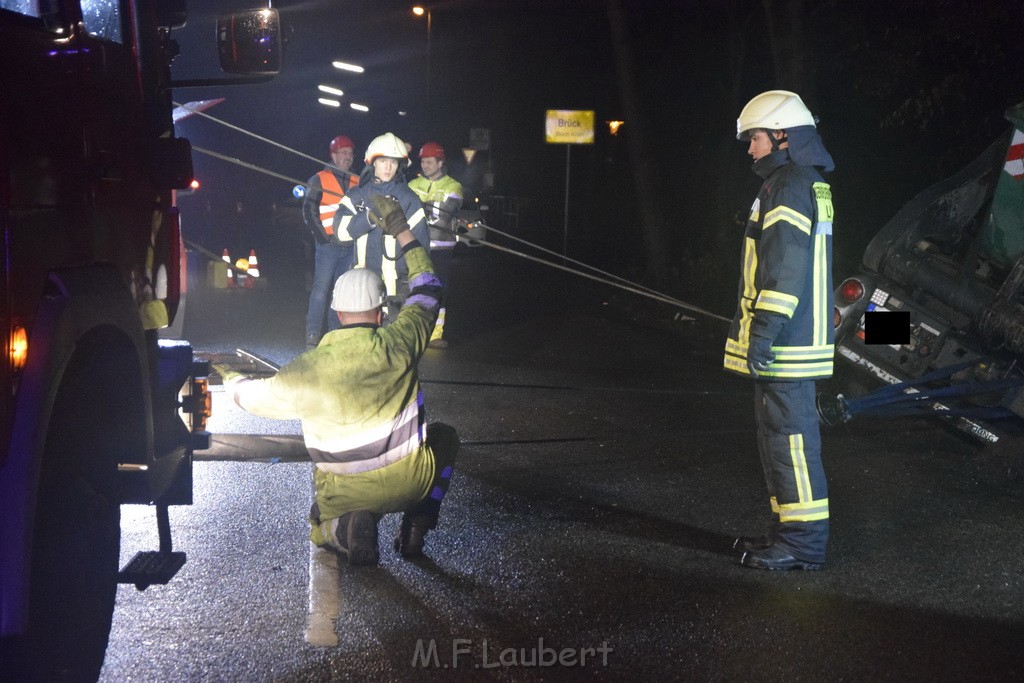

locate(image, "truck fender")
[[1, 264, 150, 638]]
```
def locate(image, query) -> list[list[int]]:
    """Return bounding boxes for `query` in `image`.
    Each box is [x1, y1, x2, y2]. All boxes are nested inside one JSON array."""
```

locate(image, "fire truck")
[[824, 102, 1024, 448], [0, 2, 280, 679]]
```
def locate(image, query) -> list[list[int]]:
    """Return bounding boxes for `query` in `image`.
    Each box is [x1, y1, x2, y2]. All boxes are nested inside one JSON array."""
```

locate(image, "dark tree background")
[[573, 0, 1024, 314]]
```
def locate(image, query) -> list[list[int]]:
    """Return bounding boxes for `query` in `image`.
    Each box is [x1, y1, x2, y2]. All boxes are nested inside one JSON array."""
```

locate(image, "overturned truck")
[[823, 102, 1024, 447]]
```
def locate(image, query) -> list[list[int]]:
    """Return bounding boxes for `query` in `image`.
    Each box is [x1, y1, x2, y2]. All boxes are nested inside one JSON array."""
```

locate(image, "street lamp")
[[412, 5, 432, 121]]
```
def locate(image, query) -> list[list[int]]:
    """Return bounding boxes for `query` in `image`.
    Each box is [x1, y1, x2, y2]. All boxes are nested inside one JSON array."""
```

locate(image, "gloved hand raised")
[[747, 334, 776, 378], [367, 195, 409, 238]]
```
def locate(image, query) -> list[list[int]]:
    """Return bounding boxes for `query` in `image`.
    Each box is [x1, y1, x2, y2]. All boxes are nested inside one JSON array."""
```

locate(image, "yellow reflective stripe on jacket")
[[737, 236, 758, 345], [742, 236, 758, 300], [725, 338, 832, 359], [758, 362, 834, 379], [813, 231, 829, 345], [772, 344, 834, 361], [755, 289, 799, 317], [722, 346, 833, 377], [763, 205, 812, 235], [812, 182, 834, 347]]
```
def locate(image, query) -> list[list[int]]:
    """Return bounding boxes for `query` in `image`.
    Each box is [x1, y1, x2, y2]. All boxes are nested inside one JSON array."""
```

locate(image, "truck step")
[[118, 550, 187, 590]]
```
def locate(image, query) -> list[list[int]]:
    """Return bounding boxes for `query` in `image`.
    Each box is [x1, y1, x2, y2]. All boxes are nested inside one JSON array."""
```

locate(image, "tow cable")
[[177, 102, 730, 326]]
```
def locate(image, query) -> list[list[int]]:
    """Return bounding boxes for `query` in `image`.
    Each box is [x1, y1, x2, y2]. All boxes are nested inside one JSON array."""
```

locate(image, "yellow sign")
[[545, 110, 595, 144]]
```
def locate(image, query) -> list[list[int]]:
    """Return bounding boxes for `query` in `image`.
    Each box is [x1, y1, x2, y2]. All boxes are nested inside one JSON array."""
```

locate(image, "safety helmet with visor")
[[364, 132, 410, 167], [736, 90, 815, 140]]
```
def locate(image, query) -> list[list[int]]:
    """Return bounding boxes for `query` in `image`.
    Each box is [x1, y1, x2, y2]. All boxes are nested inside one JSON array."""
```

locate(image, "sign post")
[[545, 109, 594, 256]]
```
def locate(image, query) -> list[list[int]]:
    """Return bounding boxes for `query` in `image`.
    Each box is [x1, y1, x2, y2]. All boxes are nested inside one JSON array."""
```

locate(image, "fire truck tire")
[[23, 343, 123, 682]]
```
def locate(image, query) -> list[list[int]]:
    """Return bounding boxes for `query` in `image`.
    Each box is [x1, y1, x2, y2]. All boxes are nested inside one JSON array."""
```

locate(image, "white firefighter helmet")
[[331, 268, 386, 312], [364, 132, 410, 167], [736, 90, 815, 140]]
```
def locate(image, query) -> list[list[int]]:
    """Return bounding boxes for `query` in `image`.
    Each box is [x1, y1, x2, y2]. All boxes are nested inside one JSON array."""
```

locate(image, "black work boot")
[[732, 535, 773, 553], [733, 516, 780, 553], [740, 544, 824, 571], [393, 514, 432, 559], [335, 511, 379, 566]]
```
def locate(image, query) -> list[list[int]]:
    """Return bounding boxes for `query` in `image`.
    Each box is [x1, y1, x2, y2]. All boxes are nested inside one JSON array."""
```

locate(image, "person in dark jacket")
[[335, 133, 429, 324], [725, 90, 836, 571]]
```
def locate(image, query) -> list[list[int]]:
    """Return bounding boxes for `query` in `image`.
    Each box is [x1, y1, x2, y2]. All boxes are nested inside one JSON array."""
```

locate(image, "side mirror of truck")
[[217, 9, 282, 75]]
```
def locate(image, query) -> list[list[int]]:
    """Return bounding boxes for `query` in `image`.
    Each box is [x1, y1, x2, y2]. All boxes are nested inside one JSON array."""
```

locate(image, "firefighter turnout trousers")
[[754, 379, 828, 562]]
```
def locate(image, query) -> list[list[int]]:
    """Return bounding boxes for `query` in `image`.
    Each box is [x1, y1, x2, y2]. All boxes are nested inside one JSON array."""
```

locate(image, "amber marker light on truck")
[[8, 325, 28, 371], [186, 377, 213, 432]]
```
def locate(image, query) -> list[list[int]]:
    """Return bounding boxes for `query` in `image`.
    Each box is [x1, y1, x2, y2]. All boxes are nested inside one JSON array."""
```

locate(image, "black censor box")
[[863, 310, 911, 345]]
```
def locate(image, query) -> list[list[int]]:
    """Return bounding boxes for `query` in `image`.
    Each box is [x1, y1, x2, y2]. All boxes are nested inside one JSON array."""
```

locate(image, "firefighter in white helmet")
[[725, 90, 836, 570], [218, 195, 458, 564], [335, 133, 429, 324]]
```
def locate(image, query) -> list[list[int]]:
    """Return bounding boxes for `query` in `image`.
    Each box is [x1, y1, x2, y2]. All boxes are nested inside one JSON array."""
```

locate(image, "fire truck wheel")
[[23, 345, 122, 682]]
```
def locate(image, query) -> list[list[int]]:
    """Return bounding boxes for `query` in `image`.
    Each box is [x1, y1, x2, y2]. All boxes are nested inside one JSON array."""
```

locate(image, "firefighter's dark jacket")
[[723, 146, 835, 380], [335, 171, 429, 296]]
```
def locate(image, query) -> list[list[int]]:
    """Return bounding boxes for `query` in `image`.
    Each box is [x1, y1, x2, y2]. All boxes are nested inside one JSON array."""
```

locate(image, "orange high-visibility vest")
[[317, 170, 358, 239]]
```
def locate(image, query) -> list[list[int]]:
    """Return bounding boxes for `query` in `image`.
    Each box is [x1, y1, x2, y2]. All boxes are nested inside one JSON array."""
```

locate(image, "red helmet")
[[330, 135, 354, 153], [418, 141, 445, 161]]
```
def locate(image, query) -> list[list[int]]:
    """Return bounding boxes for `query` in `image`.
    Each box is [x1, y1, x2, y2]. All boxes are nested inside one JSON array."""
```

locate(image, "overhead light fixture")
[[398, 111, 408, 116], [318, 98, 341, 107], [318, 85, 344, 97], [412, 6, 426, 16], [350, 103, 369, 112], [332, 61, 364, 73]]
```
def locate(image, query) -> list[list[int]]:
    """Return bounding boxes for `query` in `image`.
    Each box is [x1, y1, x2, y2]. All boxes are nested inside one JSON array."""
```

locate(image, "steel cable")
[[186, 133, 731, 325]]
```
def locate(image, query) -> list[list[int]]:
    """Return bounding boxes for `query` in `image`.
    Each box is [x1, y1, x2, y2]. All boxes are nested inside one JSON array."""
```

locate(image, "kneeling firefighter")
[[219, 195, 459, 564]]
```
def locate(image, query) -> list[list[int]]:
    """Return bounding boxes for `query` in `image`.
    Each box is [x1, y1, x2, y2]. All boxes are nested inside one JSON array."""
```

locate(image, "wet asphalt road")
[[100, 248, 1024, 681]]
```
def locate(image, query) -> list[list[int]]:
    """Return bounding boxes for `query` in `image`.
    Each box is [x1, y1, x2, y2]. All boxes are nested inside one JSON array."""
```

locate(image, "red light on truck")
[[839, 279, 865, 304], [833, 307, 842, 329]]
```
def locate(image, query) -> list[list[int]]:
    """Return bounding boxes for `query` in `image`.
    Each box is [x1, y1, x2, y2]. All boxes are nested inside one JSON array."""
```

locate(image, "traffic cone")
[[247, 249, 260, 278], [222, 249, 236, 288]]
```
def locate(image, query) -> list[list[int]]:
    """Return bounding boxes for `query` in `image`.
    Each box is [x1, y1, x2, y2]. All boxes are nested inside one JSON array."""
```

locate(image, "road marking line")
[[305, 545, 342, 646]]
